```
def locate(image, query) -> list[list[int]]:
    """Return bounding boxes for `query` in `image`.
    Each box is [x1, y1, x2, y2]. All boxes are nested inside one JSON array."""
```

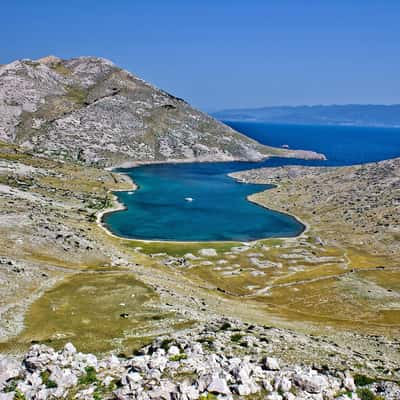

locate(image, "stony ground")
[[1, 319, 399, 400]]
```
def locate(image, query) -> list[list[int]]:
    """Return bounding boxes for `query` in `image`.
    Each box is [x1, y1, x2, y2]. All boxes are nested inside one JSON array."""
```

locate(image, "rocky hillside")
[[230, 158, 400, 257], [0, 56, 324, 166], [1, 319, 399, 400]]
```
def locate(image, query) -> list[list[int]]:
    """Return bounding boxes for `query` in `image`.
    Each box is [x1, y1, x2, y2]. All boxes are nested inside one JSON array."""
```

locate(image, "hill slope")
[[0, 56, 323, 166]]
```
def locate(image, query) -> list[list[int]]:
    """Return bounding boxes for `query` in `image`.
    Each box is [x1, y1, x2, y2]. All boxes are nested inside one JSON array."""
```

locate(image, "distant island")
[[212, 104, 400, 127]]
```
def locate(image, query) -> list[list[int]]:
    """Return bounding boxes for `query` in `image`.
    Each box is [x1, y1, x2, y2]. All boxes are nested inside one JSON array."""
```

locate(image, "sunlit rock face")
[[0, 56, 319, 167]]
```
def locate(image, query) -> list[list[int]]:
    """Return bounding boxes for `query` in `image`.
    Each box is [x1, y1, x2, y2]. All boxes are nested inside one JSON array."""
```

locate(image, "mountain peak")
[[0, 56, 324, 165], [36, 55, 62, 65]]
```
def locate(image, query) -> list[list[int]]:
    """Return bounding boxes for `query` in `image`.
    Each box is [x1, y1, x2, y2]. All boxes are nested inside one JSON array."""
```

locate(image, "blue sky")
[[1, 1, 399, 110]]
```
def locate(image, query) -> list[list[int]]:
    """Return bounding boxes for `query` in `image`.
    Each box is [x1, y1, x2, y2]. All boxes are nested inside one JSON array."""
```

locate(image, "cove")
[[103, 122, 400, 242], [103, 161, 305, 242]]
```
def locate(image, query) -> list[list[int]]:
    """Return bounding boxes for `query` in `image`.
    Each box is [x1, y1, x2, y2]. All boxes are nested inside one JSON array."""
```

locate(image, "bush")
[[14, 389, 26, 400], [357, 388, 375, 400], [78, 366, 98, 385], [219, 322, 231, 331], [354, 374, 375, 386], [3, 379, 18, 393], [160, 338, 174, 352], [230, 333, 243, 342]]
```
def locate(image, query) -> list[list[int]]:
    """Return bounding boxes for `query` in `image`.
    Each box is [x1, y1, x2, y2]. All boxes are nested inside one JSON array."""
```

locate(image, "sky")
[[1, 0, 400, 110]]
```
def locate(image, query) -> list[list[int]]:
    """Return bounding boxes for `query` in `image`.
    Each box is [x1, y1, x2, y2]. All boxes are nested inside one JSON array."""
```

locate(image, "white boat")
[[281, 144, 290, 148], [128, 191, 134, 195], [185, 197, 194, 202]]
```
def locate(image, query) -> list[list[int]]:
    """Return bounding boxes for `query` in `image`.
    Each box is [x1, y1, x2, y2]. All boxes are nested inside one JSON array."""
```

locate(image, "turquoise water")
[[104, 122, 400, 241]]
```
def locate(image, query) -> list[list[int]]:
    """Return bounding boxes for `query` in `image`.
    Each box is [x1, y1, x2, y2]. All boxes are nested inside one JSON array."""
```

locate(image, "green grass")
[[124, 240, 237, 257], [40, 370, 58, 388], [66, 86, 88, 106], [78, 366, 98, 385], [354, 374, 375, 387], [199, 394, 218, 400], [356, 388, 378, 400], [14, 389, 26, 400], [169, 353, 187, 362], [3, 379, 18, 393], [51, 63, 72, 76]]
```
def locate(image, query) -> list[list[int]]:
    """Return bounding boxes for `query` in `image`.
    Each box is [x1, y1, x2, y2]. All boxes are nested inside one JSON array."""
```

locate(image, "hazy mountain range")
[[212, 105, 400, 127]]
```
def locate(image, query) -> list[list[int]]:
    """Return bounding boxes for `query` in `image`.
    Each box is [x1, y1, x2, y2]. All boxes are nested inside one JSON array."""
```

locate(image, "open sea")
[[103, 122, 400, 241]]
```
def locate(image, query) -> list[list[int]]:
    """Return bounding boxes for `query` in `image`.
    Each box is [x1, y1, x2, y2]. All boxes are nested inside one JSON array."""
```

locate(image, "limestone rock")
[[0, 57, 326, 166]]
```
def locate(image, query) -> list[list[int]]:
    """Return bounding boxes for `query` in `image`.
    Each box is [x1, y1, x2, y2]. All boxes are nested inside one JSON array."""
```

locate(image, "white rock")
[[237, 383, 251, 395], [0, 357, 20, 387], [168, 346, 180, 356], [84, 353, 98, 367], [266, 392, 283, 400], [207, 376, 231, 395], [198, 248, 217, 257], [278, 377, 292, 393], [0, 394, 14, 400], [63, 342, 76, 355], [184, 253, 198, 260], [179, 381, 199, 400], [294, 372, 329, 394], [127, 372, 142, 383], [149, 355, 167, 371], [103, 375, 114, 387], [344, 374, 356, 392], [263, 380, 274, 392], [264, 357, 280, 371]]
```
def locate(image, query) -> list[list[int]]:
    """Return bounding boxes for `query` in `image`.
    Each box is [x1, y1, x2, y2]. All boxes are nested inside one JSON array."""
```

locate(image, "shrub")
[[160, 338, 174, 352], [230, 333, 243, 342], [357, 388, 375, 400], [354, 374, 375, 386], [219, 322, 231, 331], [14, 389, 26, 400], [78, 366, 98, 385], [3, 379, 18, 393]]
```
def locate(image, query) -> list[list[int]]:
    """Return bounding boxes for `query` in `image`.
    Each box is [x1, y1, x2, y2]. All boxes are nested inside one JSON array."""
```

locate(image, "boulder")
[[207, 376, 231, 395], [198, 249, 217, 257], [0, 357, 21, 389], [294, 372, 329, 394], [264, 357, 280, 371]]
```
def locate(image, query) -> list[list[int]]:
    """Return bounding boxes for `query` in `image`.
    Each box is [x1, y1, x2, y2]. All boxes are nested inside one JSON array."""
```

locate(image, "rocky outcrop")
[[0, 56, 325, 166], [1, 320, 398, 400]]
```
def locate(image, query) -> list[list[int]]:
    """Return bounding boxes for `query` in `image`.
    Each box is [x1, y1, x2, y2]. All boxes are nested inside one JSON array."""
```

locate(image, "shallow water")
[[104, 122, 400, 242]]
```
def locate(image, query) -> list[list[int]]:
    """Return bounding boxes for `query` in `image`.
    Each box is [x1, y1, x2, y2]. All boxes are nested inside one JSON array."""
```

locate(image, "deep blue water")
[[228, 121, 400, 166], [104, 122, 400, 241]]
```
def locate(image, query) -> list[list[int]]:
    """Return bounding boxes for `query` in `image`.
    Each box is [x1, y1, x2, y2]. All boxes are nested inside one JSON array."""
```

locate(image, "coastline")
[[96, 161, 310, 245]]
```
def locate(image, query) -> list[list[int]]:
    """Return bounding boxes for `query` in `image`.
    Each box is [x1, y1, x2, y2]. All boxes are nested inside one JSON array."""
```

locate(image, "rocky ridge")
[[0, 56, 324, 166]]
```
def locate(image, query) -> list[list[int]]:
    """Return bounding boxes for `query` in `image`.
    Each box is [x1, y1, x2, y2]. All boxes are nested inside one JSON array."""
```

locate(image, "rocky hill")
[[0, 56, 324, 166]]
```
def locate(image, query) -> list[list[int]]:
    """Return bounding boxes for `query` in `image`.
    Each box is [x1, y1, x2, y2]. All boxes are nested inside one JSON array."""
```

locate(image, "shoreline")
[[96, 161, 310, 245]]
